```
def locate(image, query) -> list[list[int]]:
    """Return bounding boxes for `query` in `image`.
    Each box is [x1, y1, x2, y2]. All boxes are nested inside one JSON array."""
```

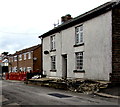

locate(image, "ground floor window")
[[76, 52, 83, 70], [27, 67, 32, 72], [19, 67, 23, 71], [51, 56, 56, 70]]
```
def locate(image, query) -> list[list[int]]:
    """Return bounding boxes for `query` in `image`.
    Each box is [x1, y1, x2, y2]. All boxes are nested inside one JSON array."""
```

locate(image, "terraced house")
[[39, 1, 120, 81], [8, 44, 42, 72]]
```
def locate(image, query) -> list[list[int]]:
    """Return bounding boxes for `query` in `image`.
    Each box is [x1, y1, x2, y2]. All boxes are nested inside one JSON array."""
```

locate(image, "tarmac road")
[[1, 80, 119, 106]]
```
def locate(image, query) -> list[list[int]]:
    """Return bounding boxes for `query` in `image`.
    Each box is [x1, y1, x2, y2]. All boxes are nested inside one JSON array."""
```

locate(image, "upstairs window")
[[75, 25, 83, 44], [24, 53, 26, 60], [51, 35, 55, 50], [14, 56, 17, 62], [51, 56, 56, 70], [19, 54, 22, 61], [11, 57, 13, 62], [28, 52, 31, 59], [76, 52, 83, 70]]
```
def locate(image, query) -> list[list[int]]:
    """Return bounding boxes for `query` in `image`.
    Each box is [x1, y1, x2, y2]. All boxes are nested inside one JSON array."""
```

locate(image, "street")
[[1, 80, 119, 106]]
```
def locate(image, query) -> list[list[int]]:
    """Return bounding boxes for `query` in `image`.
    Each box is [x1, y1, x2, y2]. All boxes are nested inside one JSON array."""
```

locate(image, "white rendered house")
[[39, 1, 120, 81]]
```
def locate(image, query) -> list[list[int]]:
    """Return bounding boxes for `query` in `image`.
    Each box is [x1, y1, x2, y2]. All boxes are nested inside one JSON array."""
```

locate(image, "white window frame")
[[27, 67, 32, 72], [13, 66, 17, 72], [23, 67, 26, 72], [28, 52, 31, 59], [51, 56, 56, 70], [75, 52, 83, 70], [75, 25, 83, 44], [24, 53, 26, 60], [19, 67, 23, 71], [51, 35, 55, 50], [11, 57, 13, 62], [14, 56, 17, 62], [19, 54, 22, 61]]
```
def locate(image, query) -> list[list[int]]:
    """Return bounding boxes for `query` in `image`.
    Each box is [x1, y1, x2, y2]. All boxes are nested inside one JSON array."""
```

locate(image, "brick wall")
[[112, 4, 120, 73], [18, 52, 33, 71], [8, 45, 42, 72], [111, 4, 120, 82], [33, 45, 42, 71]]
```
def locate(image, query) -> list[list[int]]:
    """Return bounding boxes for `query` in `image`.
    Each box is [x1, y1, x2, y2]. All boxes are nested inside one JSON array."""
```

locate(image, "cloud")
[[0, 32, 40, 54]]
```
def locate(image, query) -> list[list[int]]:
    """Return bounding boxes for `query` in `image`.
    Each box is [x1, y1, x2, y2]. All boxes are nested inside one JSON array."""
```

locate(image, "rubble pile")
[[28, 78, 109, 94], [66, 79, 109, 94]]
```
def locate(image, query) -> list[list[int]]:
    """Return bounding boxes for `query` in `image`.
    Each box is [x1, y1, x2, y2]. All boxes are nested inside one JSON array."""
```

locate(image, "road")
[[1, 80, 119, 106]]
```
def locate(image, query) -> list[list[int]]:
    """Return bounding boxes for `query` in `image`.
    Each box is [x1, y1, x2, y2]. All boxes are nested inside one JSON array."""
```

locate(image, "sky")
[[0, 0, 111, 54]]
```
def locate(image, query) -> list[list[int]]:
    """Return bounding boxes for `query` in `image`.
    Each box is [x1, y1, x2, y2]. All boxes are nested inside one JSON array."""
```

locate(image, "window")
[[27, 67, 32, 72], [13, 66, 17, 72], [51, 56, 56, 70], [76, 52, 83, 70], [19, 54, 22, 61], [28, 52, 31, 59], [0, 56, 2, 60], [75, 25, 83, 44], [51, 35, 55, 50], [14, 56, 17, 62], [19, 67, 23, 71], [24, 53, 26, 60], [23, 67, 26, 72], [11, 57, 13, 62]]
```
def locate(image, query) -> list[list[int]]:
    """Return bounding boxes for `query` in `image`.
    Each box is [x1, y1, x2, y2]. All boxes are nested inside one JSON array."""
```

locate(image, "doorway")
[[62, 54, 67, 79]]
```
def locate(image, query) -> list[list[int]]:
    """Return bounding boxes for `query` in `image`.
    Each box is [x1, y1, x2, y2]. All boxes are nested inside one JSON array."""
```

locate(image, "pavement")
[[96, 85, 120, 99]]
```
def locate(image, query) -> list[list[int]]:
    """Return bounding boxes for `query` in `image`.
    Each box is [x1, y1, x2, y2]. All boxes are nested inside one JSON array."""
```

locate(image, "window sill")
[[50, 70, 57, 72], [73, 70, 85, 73], [50, 49, 56, 52], [74, 43, 84, 47]]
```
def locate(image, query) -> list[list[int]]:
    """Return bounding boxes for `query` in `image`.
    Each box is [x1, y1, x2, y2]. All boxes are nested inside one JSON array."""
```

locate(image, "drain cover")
[[48, 93, 72, 98]]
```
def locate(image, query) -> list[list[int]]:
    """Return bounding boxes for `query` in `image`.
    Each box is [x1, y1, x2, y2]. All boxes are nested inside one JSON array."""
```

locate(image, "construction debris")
[[27, 78, 110, 94]]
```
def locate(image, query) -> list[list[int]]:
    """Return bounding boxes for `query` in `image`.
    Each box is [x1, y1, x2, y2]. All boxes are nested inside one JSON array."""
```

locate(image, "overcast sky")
[[0, 0, 111, 54]]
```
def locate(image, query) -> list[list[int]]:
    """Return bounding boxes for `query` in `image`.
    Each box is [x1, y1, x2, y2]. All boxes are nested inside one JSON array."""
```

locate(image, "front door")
[[62, 54, 67, 79]]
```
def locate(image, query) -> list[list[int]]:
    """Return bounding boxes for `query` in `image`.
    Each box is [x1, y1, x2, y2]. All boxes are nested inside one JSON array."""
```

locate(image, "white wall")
[[84, 11, 112, 80], [42, 11, 112, 80]]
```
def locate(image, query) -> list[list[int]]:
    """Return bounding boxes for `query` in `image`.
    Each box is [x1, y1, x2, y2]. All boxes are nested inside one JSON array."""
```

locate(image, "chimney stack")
[[61, 14, 73, 23]]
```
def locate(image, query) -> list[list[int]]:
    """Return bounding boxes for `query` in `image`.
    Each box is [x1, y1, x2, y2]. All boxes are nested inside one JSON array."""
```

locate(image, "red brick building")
[[8, 44, 42, 72]]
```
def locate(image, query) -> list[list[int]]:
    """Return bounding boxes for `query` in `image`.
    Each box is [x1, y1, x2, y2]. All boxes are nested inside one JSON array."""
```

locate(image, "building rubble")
[[28, 78, 110, 94]]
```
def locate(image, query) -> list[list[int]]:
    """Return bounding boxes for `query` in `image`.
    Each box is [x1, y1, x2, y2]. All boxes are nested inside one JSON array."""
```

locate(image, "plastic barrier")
[[5, 71, 42, 81], [5, 73, 9, 80], [6, 71, 28, 81]]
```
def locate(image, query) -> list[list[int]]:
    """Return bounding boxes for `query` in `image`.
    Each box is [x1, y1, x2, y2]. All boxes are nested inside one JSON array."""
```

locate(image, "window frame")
[[75, 25, 83, 45], [19, 54, 22, 61], [50, 35, 55, 50], [24, 53, 26, 60], [14, 56, 17, 62], [75, 52, 83, 70], [28, 52, 31, 59], [51, 56, 56, 70]]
